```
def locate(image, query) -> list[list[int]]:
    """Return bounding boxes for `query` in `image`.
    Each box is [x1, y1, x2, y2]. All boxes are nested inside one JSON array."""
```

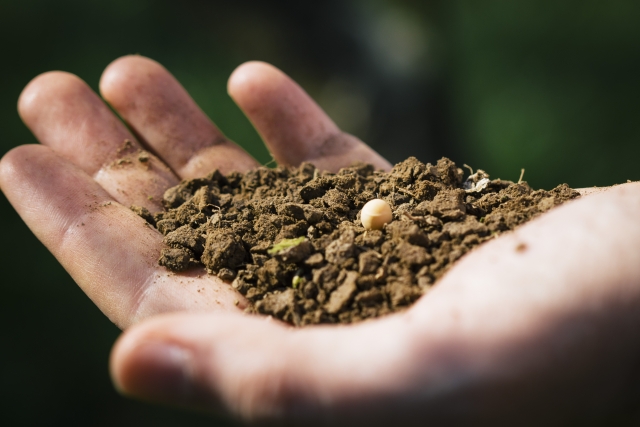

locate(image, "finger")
[[228, 61, 391, 172], [18, 71, 178, 212], [0, 145, 243, 329], [110, 311, 419, 424], [100, 55, 259, 178]]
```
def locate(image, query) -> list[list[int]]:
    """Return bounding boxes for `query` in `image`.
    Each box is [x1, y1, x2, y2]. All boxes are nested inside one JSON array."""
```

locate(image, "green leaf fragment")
[[268, 237, 307, 255], [292, 275, 304, 289]]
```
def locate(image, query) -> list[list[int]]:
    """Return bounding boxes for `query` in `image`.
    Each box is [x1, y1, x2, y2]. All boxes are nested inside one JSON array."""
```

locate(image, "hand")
[[2, 56, 640, 426], [1, 56, 389, 327]]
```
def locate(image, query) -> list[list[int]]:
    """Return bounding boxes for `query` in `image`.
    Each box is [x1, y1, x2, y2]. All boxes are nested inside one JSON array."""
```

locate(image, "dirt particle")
[[130, 205, 155, 226], [117, 139, 135, 155], [326, 272, 358, 314], [159, 248, 193, 271]]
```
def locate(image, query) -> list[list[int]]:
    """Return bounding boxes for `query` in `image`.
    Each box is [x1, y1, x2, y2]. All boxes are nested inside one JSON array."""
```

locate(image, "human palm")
[[2, 56, 640, 426]]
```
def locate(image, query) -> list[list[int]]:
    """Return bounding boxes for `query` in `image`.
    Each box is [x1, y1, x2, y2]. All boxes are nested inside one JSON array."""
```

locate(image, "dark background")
[[1, 0, 639, 425]]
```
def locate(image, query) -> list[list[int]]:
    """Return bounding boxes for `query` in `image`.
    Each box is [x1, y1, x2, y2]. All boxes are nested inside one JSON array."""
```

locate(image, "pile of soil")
[[131, 157, 579, 326]]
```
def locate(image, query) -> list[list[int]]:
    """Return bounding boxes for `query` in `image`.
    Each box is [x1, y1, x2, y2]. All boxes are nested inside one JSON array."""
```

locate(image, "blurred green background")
[[1, 0, 639, 425]]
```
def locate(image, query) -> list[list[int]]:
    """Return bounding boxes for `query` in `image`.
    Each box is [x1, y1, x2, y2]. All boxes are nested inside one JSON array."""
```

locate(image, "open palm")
[[2, 56, 640, 426]]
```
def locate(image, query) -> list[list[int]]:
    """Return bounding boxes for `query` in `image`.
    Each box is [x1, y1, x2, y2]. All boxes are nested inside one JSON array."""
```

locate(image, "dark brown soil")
[[131, 157, 579, 326]]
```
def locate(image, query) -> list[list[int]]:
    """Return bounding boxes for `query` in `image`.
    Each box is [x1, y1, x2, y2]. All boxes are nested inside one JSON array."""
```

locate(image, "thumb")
[[109, 311, 420, 425]]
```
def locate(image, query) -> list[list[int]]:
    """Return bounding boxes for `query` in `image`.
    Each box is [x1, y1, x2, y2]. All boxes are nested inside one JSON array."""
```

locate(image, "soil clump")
[[132, 157, 579, 326]]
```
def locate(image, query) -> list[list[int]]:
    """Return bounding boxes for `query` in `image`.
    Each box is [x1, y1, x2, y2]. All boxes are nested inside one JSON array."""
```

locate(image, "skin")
[[1, 55, 639, 426]]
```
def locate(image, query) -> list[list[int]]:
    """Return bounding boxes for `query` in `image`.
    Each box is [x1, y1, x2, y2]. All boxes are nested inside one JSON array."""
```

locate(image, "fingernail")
[[115, 341, 194, 404]]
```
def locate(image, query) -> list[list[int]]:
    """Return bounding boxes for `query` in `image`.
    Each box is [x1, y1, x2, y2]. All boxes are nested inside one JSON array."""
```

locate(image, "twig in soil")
[[262, 153, 277, 168], [463, 164, 474, 175], [402, 212, 425, 222], [398, 187, 418, 198], [518, 168, 526, 184], [206, 205, 221, 228]]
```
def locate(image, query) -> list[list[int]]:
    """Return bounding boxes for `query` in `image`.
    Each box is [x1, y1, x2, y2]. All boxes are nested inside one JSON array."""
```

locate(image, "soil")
[[131, 157, 580, 326]]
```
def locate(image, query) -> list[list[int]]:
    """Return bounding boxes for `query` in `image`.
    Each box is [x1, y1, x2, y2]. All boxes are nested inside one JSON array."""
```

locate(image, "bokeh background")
[[1, 0, 639, 425]]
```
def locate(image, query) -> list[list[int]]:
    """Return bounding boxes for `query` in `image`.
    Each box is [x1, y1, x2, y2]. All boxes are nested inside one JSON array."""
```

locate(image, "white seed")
[[360, 199, 392, 230]]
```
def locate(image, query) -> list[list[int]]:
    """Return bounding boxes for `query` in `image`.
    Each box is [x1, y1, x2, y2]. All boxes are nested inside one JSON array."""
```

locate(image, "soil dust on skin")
[[130, 157, 580, 326]]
